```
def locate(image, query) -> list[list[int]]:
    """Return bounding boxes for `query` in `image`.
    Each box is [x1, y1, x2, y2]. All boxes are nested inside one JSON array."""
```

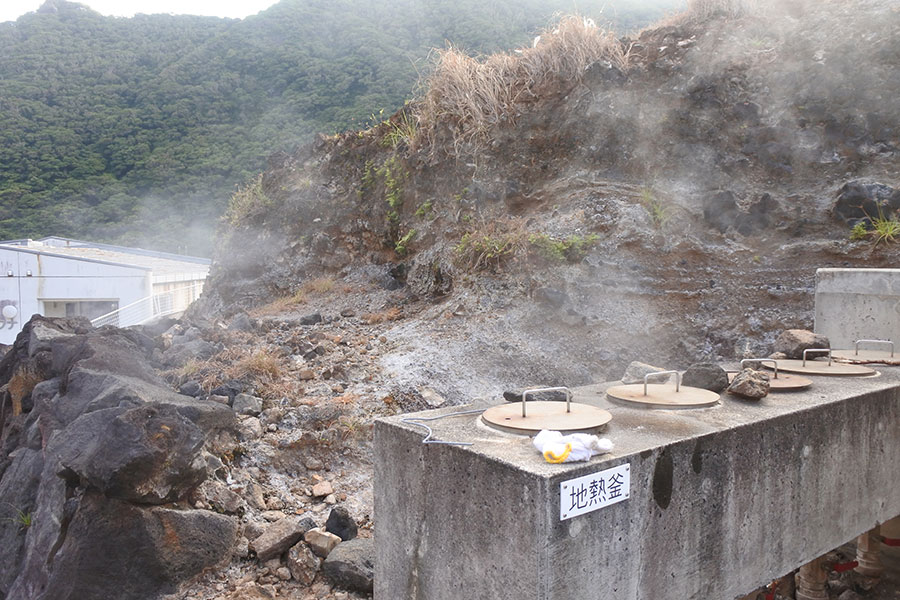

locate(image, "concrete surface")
[[815, 268, 900, 351], [375, 367, 900, 600]]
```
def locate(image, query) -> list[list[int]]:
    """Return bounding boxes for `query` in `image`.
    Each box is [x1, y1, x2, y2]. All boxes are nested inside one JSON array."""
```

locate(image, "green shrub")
[[528, 233, 599, 262]]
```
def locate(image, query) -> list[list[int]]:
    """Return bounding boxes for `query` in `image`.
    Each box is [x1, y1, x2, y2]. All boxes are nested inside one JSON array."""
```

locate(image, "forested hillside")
[[0, 0, 680, 254]]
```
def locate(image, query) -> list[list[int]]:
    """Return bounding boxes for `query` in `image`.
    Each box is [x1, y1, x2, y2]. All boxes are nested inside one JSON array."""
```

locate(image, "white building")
[[0, 237, 210, 345]]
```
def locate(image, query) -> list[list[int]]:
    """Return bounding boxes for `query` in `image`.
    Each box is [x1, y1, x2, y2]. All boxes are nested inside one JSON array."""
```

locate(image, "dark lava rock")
[[325, 506, 358, 542], [55, 404, 207, 504], [503, 389, 568, 403], [227, 312, 254, 332], [703, 191, 774, 235], [0, 316, 240, 600], [322, 537, 375, 594], [7, 492, 237, 600], [232, 393, 262, 417], [832, 180, 900, 222], [727, 368, 770, 399], [210, 380, 244, 402], [703, 191, 741, 233], [299, 312, 323, 325], [773, 329, 830, 360], [681, 363, 729, 392], [179, 380, 202, 397], [161, 338, 215, 368]]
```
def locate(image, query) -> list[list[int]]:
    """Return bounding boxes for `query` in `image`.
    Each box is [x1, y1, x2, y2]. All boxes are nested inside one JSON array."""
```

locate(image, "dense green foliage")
[[0, 0, 680, 255]]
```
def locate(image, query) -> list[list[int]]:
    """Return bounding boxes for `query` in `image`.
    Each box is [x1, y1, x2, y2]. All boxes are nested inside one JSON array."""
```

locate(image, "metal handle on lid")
[[643, 371, 680, 396], [802, 348, 832, 367], [521, 387, 572, 418], [854, 339, 894, 357], [741, 358, 778, 379]]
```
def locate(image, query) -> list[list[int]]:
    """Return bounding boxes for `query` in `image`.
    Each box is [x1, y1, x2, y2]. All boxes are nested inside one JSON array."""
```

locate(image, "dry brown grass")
[[415, 15, 630, 151], [164, 346, 290, 400], [248, 277, 338, 318], [302, 277, 336, 294], [249, 293, 305, 318], [361, 307, 403, 325]]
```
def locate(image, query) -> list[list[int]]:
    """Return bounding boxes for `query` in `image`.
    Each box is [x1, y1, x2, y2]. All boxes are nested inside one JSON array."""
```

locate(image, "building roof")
[[0, 237, 210, 276]]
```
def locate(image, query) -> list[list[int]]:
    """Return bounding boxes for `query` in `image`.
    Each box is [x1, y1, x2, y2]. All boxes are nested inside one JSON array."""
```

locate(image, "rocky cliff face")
[[0, 317, 238, 600], [198, 0, 900, 401]]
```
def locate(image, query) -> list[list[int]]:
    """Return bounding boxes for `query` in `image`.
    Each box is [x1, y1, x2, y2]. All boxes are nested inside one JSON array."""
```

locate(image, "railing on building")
[[90, 282, 204, 329]]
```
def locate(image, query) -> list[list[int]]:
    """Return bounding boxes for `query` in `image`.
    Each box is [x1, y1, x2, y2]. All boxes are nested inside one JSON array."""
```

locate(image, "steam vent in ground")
[[2, 0, 900, 599]]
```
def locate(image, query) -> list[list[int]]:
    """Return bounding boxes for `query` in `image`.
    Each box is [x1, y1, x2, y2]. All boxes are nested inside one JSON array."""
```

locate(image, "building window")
[[42, 300, 119, 321]]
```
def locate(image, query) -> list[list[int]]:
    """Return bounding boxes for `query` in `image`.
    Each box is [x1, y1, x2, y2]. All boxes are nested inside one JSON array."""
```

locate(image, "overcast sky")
[[1, 0, 279, 22]]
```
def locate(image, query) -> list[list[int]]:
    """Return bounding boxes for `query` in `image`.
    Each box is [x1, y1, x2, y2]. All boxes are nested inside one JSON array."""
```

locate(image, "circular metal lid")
[[605, 383, 720, 408], [481, 401, 612, 434], [765, 360, 876, 376]]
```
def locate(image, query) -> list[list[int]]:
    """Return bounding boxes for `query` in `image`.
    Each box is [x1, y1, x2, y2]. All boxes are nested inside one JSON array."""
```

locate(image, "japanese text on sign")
[[560, 463, 630, 520]]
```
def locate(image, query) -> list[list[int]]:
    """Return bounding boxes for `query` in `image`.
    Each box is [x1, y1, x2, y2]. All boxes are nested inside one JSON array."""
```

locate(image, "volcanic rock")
[[727, 369, 770, 399], [322, 537, 375, 593], [832, 180, 900, 223], [228, 312, 254, 332], [773, 329, 830, 360], [233, 393, 263, 416], [305, 527, 342, 558], [193, 480, 245, 514], [503, 388, 568, 402], [287, 541, 321, 584], [250, 515, 316, 562], [681, 363, 729, 392], [325, 506, 358, 541]]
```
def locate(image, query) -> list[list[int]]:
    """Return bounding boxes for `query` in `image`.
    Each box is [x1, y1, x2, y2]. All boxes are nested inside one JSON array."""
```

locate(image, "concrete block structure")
[[0, 237, 209, 344], [815, 268, 900, 350], [375, 370, 900, 599]]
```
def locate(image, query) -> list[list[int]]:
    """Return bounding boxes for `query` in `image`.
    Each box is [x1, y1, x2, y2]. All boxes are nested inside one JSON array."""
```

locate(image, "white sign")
[[560, 463, 630, 520]]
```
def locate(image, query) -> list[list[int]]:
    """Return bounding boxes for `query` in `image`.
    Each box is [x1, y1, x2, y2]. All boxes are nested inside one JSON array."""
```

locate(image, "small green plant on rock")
[[850, 222, 869, 241], [639, 187, 669, 227], [455, 230, 524, 271], [5, 504, 32, 530], [415, 200, 433, 218], [528, 233, 599, 262], [850, 206, 900, 249], [375, 157, 406, 222], [224, 173, 270, 226], [395, 229, 417, 256], [382, 110, 418, 149]]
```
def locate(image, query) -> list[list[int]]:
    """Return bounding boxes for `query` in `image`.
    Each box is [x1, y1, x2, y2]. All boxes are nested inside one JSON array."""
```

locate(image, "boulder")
[[55, 404, 207, 504], [773, 329, 830, 359], [322, 537, 375, 593], [727, 369, 770, 399], [681, 363, 729, 392], [250, 515, 316, 562], [832, 181, 900, 223], [325, 506, 358, 542], [7, 492, 237, 600]]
